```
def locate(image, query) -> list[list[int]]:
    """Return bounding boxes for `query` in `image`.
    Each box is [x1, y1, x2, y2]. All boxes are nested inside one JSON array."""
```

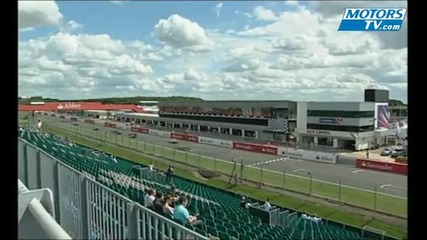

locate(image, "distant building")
[[111, 89, 401, 151]]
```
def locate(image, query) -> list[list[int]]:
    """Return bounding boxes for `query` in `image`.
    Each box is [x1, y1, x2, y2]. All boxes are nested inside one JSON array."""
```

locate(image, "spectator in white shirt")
[[144, 189, 156, 208], [263, 198, 272, 211], [37, 120, 43, 130]]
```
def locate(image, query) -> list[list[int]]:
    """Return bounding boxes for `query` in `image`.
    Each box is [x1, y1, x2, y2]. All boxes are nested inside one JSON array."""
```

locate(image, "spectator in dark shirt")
[[153, 192, 164, 215], [166, 165, 174, 183], [240, 196, 246, 208]]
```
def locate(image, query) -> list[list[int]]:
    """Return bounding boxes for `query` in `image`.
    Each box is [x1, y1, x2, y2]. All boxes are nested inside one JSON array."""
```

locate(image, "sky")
[[18, 1, 407, 102]]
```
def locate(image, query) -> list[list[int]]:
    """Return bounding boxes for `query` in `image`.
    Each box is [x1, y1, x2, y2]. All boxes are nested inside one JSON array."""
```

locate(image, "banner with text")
[[232, 142, 278, 155], [356, 159, 407, 175], [198, 136, 233, 148], [277, 147, 337, 163], [84, 119, 95, 124], [171, 132, 199, 143], [104, 122, 117, 128], [131, 127, 149, 134], [149, 129, 172, 138]]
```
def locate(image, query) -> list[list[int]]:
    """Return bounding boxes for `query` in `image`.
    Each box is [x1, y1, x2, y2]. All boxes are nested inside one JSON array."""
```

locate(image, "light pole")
[[294, 169, 313, 201]]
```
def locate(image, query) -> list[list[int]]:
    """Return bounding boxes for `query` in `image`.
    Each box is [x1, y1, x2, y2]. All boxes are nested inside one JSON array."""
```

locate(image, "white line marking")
[[47, 117, 408, 199], [352, 169, 364, 174]]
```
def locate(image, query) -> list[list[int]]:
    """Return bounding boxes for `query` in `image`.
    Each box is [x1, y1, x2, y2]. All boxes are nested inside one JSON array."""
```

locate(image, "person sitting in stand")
[[163, 195, 175, 218], [144, 189, 156, 208], [262, 198, 272, 211], [173, 196, 203, 227], [240, 196, 247, 208], [153, 192, 164, 215]]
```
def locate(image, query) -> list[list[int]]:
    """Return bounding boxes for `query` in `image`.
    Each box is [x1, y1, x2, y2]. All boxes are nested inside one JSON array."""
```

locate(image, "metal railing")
[[44, 120, 407, 220], [18, 139, 209, 240], [18, 179, 72, 239]]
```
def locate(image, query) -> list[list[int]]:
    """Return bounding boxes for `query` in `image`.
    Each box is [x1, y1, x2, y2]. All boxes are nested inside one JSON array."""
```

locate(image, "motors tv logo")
[[338, 8, 406, 31]]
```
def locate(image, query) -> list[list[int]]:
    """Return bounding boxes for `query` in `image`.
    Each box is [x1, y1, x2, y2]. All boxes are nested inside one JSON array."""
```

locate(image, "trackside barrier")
[[54, 115, 334, 161], [277, 146, 337, 164], [18, 179, 72, 239], [43, 121, 408, 222], [18, 139, 209, 240], [356, 159, 408, 175]]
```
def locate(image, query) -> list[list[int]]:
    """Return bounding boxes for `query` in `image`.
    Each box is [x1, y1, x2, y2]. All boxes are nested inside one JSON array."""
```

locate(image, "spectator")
[[240, 196, 246, 208], [163, 195, 175, 217], [144, 189, 156, 208], [153, 192, 164, 215], [263, 198, 272, 211], [166, 165, 174, 183], [245, 199, 252, 208], [36, 120, 43, 131], [173, 196, 203, 227]]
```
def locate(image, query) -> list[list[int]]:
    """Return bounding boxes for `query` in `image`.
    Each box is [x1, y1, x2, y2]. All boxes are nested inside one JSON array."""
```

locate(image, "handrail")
[[18, 179, 72, 240]]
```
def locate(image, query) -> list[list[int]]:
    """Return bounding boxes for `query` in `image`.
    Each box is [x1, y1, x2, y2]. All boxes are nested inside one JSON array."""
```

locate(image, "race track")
[[41, 115, 407, 198]]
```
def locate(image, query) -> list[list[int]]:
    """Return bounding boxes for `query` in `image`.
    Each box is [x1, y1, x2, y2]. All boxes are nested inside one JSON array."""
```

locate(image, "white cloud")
[[18, 1, 63, 29], [153, 14, 212, 49], [253, 6, 278, 21], [60, 20, 83, 33], [19, 33, 155, 99], [19, 2, 407, 102], [110, 1, 125, 5], [214, 2, 223, 16]]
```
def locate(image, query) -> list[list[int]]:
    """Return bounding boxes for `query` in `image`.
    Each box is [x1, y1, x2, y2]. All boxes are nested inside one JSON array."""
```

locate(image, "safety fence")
[[18, 138, 209, 240], [43, 120, 407, 220]]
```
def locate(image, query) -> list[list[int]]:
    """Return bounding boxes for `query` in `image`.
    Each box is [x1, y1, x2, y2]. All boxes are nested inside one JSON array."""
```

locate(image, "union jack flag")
[[334, 118, 343, 124]]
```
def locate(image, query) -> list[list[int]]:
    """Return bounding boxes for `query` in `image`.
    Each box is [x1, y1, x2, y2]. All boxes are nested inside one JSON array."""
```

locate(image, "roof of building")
[[18, 102, 144, 113]]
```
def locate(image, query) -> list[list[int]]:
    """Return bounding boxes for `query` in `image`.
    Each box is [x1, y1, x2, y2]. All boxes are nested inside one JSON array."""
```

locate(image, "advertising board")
[[131, 127, 149, 134], [356, 159, 407, 175], [278, 147, 337, 163], [232, 142, 278, 155], [198, 136, 233, 148], [149, 129, 172, 138], [171, 132, 199, 142]]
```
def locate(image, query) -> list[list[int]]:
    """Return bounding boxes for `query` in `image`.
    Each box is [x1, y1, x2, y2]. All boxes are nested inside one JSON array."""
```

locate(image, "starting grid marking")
[[247, 157, 291, 167]]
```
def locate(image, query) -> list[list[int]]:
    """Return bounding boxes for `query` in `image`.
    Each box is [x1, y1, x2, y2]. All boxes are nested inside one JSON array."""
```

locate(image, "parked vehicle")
[[380, 148, 393, 156]]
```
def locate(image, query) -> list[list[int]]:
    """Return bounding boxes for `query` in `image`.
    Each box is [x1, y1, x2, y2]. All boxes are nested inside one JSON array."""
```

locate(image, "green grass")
[[65, 123, 407, 218], [43, 124, 407, 239]]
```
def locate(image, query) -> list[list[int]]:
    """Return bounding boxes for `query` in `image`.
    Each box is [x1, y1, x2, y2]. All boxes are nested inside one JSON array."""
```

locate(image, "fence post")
[[79, 176, 89, 239], [185, 151, 188, 169], [283, 170, 286, 190], [339, 179, 342, 211], [126, 203, 139, 240], [260, 163, 264, 189], [373, 185, 378, 219]]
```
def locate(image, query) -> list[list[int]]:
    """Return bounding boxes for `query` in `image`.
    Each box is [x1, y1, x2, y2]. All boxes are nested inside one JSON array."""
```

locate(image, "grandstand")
[[19, 129, 397, 240]]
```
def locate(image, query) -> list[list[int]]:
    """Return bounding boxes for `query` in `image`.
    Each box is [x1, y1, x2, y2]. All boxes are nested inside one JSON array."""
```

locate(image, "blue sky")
[[18, 1, 407, 102]]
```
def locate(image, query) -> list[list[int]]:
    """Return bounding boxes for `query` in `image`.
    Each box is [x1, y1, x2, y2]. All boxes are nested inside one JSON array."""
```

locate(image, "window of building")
[[307, 110, 375, 118], [307, 124, 374, 132], [160, 114, 268, 126], [244, 130, 255, 138], [232, 129, 242, 136]]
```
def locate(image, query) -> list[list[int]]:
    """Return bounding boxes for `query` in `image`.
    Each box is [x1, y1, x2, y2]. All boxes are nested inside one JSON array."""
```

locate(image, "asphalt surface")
[[40, 115, 407, 198]]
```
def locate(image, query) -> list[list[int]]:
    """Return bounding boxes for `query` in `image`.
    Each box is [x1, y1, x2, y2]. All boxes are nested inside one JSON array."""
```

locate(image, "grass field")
[[62, 122, 407, 218], [42, 123, 407, 239]]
